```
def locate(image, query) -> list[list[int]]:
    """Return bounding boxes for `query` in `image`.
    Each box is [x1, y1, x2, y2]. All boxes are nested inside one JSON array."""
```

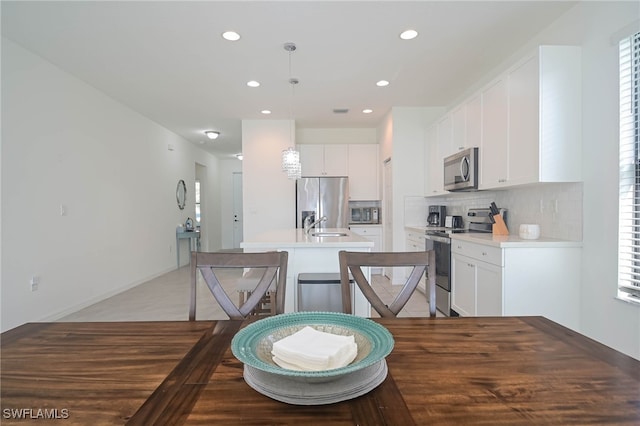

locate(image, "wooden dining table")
[[1, 316, 639, 425]]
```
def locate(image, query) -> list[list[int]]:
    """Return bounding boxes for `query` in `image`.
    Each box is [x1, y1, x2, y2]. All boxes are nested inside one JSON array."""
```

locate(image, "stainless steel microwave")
[[350, 207, 380, 224], [443, 147, 479, 191]]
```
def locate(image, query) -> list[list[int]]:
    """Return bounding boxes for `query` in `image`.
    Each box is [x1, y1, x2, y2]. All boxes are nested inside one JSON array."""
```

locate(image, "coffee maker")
[[427, 205, 446, 227]]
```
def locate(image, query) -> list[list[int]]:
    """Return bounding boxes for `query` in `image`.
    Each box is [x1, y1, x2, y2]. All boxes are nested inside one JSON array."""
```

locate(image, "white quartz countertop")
[[405, 226, 429, 233], [450, 232, 582, 248], [240, 228, 374, 249], [405, 225, 581, 248]]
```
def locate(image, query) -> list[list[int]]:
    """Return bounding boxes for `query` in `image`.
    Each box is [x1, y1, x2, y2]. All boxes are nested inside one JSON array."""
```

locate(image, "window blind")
[[618, 31, 640, 303]]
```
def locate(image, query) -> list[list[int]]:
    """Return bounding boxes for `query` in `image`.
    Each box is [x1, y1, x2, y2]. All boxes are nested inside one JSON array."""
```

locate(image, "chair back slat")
[[189, 251, 288, 321], [339, 250, 436, 318]]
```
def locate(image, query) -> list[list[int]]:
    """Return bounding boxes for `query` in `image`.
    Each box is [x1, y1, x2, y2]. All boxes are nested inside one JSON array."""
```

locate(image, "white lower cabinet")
[[405, 229, 427, 294], [451, 242, 503, 317], [351, 225, 382, 273], [451, 238, 581, 331]]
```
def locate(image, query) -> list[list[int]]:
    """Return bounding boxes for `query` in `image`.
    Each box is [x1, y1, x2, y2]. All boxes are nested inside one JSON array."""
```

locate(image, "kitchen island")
[[241, 228, 374, 316]]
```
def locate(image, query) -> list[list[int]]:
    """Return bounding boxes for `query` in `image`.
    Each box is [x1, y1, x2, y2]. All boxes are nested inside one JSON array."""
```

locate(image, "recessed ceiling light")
[[222, 31, 241, 41], [376, 80, 390, 87], [204, 130, 220, 140], [363, 109, 373, 114], [400, 29, 418, 40], [247, 80, 260, 88], [261, 110, 272, 115]]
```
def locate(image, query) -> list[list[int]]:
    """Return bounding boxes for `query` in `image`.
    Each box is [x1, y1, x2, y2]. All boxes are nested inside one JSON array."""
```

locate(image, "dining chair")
[[339, 250, 436, 318], [189, 251, 288, 321]]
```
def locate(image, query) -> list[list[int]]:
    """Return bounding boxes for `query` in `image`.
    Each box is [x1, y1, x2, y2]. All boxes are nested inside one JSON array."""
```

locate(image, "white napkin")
[[271, 326, 357, 371]]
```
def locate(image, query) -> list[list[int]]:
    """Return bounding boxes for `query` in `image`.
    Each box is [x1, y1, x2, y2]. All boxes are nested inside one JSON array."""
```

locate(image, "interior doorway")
[[232, 172, 243, 249]]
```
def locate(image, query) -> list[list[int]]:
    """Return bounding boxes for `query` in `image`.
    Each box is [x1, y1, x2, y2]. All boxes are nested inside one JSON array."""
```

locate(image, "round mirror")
[[176, 179, 187, 210]]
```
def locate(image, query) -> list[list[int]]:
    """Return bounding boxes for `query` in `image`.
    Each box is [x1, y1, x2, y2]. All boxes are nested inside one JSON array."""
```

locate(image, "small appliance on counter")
[[427, 205, 446, 227], [519, 224, 541, 240], [467, 207, 508, 233], [489, 202, 509, 235], [445, 215, 463, 229]]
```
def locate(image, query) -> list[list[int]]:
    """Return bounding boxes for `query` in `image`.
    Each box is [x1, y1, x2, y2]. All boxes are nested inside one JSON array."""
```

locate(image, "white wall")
[[505, 0, 640, 361], [567, 2, 640, 360], [241, 120, 296, 241], [1, 38, 222, 331], [378, 107, 443, 283]]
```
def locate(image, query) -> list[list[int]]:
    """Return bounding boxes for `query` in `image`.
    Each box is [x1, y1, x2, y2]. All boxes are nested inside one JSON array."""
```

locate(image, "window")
[[195, 180, 201, 224], [618, 30, 640, 304]]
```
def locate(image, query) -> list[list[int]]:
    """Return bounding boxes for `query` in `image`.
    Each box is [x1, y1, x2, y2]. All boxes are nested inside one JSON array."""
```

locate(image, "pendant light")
[[281, 42, 302, 180]]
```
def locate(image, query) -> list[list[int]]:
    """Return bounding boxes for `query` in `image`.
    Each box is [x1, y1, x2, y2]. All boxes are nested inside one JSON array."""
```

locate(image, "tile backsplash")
[[408, 183, 583, 241]]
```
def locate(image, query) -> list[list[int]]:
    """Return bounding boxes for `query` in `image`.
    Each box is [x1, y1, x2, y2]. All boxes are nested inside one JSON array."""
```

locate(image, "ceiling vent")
[[333, 108, 349, 114]]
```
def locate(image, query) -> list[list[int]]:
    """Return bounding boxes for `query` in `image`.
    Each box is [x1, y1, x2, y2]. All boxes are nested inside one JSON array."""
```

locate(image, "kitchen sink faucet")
[[304, 216, 327, 234]]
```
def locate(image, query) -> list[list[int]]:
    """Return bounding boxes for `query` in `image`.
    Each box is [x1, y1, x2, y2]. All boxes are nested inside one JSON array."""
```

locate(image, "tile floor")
[[57, 266, 434, 322]]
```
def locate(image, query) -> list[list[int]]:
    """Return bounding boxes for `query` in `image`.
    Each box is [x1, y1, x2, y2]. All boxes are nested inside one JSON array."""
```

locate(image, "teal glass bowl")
[[231, 312, 394, 378]]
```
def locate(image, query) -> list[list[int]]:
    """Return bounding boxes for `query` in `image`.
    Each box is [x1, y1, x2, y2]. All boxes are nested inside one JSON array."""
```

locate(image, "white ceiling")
[[1, 1, 577, 159]]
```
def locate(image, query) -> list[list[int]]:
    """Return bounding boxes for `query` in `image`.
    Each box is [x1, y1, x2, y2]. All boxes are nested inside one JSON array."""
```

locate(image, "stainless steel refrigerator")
[[296, 177, 349, 229]]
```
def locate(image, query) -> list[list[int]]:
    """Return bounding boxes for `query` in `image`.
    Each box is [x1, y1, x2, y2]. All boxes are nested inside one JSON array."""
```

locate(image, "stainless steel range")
[[424, 207, 507, 316]]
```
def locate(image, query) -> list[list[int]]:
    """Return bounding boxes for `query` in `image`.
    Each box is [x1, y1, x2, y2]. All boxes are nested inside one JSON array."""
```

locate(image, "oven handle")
[[425, 234, 451, 244]]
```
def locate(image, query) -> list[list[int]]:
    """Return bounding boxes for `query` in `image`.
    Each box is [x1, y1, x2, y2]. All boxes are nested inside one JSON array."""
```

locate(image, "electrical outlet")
[[30, 276, 39, 292], [539, 199, 544, 213]]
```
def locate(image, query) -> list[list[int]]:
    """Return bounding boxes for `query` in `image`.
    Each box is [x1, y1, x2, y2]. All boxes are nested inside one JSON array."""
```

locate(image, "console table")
[[176, 229, 200, 268]]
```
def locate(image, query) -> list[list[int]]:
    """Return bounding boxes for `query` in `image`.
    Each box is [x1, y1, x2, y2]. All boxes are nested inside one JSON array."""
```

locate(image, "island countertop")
[[241, 228, 374, 249]]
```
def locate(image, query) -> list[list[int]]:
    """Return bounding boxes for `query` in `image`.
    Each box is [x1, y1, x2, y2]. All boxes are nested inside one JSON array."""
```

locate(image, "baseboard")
[[41, 265, 178, 322]]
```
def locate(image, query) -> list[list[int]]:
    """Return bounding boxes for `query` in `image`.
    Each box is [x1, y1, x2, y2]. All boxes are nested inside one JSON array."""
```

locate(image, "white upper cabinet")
[[299, 144, 348, 176], [480, 45, 582, 189], [348, 144, 379, 200], [451, 105, 467, 154], [426, 45, 581, 193], [437, 114, 453, 160], [424, 123, 441, 195], [299, 143, 379, 200], [425, 116, 451, 196], [508, 46, 581, 185], [479, 77, 509, 188], [465, 94, 482, 151], [299, 144, 324, 175], [426, 94, 482, 196]]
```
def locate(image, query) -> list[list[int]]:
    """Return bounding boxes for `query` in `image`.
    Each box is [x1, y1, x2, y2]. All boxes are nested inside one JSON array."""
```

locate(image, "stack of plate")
[[244, 359, 388, 405], [231, 312, 394, 405]]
